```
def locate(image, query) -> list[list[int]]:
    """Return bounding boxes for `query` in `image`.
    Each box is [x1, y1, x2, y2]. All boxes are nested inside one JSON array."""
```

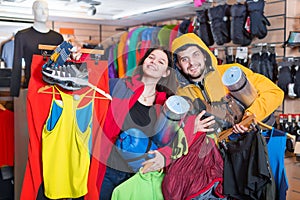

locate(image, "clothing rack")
[[218, 114, 294, 142], [251, 43, 276, 54], [38, 44, 104, 55], [213, 43, 278, 52], [38, 44, 112, 100], [278, 57, 300, 69], [282, 57, 300, 63]]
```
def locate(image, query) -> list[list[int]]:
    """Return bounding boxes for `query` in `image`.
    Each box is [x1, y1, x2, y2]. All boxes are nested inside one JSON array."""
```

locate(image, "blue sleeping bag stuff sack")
[[115, 128, 157, 172]]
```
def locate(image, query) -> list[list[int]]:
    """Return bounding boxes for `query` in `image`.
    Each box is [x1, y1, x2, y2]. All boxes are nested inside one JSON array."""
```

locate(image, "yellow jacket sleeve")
[[218, 64, 284, 121]]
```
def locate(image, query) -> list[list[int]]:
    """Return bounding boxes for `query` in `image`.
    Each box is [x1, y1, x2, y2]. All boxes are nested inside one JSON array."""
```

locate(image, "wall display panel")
[[268, 17, 285, 31], [265, 0, 285, 16]]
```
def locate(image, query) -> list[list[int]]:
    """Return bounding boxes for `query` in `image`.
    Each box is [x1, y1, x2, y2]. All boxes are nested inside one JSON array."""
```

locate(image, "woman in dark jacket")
[[97, 46, 179, 200]]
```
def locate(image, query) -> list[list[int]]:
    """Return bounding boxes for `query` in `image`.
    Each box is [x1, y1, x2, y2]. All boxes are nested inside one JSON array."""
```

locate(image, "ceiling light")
[[112, 0, 193, 20], [87, 5, 96, 16]]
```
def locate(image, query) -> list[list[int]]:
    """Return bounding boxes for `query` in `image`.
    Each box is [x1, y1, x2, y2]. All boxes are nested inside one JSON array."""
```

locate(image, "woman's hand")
[[194, 110, 215, 134], [69, 38, 83, 61], [70, 46, 82, 61], [141, 150, 165, 174]]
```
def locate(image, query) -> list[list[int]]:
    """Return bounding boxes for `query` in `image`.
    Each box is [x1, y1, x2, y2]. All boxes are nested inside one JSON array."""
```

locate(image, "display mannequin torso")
[[10, 0, 63, 97]]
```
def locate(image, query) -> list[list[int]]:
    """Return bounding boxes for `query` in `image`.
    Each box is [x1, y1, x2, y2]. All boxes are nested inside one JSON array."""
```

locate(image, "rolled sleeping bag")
[[222, 66, 258, 108], [152, 95, 190, 148]]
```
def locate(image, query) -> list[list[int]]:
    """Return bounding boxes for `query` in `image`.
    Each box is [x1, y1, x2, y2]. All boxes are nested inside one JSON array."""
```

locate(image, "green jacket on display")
[[111, 169, 164, 200]]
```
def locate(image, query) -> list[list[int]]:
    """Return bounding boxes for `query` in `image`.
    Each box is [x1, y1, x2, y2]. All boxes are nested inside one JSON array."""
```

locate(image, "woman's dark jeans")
[[99, 166, 133, 200]]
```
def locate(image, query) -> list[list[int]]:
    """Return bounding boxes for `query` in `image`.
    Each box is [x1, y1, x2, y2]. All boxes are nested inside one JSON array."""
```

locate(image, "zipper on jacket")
[[194, 81, 211, 104]]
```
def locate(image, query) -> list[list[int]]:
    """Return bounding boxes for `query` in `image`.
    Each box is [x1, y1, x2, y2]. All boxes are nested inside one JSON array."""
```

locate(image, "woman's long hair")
[[132, 46, 178, 97]]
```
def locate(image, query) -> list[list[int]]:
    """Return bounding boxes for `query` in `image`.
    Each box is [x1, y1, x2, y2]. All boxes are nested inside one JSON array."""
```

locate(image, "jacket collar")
[[126, 74, 167, 106]]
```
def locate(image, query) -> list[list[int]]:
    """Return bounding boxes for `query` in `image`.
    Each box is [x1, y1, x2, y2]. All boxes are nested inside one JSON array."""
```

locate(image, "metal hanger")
[[0, 103, 6, 111], [38, 85, 111, 100]]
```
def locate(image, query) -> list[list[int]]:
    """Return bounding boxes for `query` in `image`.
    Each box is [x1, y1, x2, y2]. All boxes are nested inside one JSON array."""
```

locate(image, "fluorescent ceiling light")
[[112, 0, 193, 20]]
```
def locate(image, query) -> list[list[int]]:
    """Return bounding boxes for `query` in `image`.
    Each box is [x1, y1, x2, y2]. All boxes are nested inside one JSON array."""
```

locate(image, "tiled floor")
[[285, 153, 300, 200]]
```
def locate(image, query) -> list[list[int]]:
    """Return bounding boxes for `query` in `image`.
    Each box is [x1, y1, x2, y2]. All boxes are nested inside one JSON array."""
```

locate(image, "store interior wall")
[[0, 0, 299, 199]]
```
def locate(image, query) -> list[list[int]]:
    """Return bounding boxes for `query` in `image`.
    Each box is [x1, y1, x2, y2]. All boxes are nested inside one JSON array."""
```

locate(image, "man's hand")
[[141, 150, 165, 174], [232, 124, 249, 133], [232, 112, 251, 133], [194, 110, 216, 134]]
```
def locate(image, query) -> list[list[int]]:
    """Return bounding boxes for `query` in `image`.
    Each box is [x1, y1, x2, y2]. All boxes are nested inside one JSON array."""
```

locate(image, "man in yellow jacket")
[[171, 33, 284, 133], [161, 33, 284, 200]]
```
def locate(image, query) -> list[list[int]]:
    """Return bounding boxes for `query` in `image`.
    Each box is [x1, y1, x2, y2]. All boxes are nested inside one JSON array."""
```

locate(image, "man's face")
[[176, 46, 206, 82]]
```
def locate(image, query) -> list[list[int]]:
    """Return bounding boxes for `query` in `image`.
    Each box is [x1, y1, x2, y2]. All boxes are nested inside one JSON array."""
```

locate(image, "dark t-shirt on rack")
[[10, 27, 63, 97]]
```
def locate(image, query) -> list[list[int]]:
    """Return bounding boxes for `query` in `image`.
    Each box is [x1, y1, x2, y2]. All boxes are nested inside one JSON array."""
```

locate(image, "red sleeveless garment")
[[21, 55, 109, 200], [162, 133, 224, 200]]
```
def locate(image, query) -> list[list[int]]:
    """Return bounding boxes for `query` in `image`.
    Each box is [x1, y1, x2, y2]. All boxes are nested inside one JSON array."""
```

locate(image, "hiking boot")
[[42, 75, 82, 91], [42, 63, 88, 86]]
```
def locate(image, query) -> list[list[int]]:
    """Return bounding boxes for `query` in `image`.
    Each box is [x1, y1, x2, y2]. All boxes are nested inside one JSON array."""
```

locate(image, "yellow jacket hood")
[[172, 33, 227, 102]]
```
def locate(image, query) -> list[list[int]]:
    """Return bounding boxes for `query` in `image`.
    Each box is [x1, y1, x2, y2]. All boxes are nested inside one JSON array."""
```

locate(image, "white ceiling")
[[0, 0, 201, 26]]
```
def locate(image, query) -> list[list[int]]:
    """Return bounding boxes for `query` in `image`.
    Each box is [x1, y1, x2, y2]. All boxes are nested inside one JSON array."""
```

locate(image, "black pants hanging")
[[221, 130, 276, 200]]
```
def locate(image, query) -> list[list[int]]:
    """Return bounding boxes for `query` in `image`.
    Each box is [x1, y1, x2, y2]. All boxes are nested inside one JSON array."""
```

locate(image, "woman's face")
[[142, 49, 170, 79]]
